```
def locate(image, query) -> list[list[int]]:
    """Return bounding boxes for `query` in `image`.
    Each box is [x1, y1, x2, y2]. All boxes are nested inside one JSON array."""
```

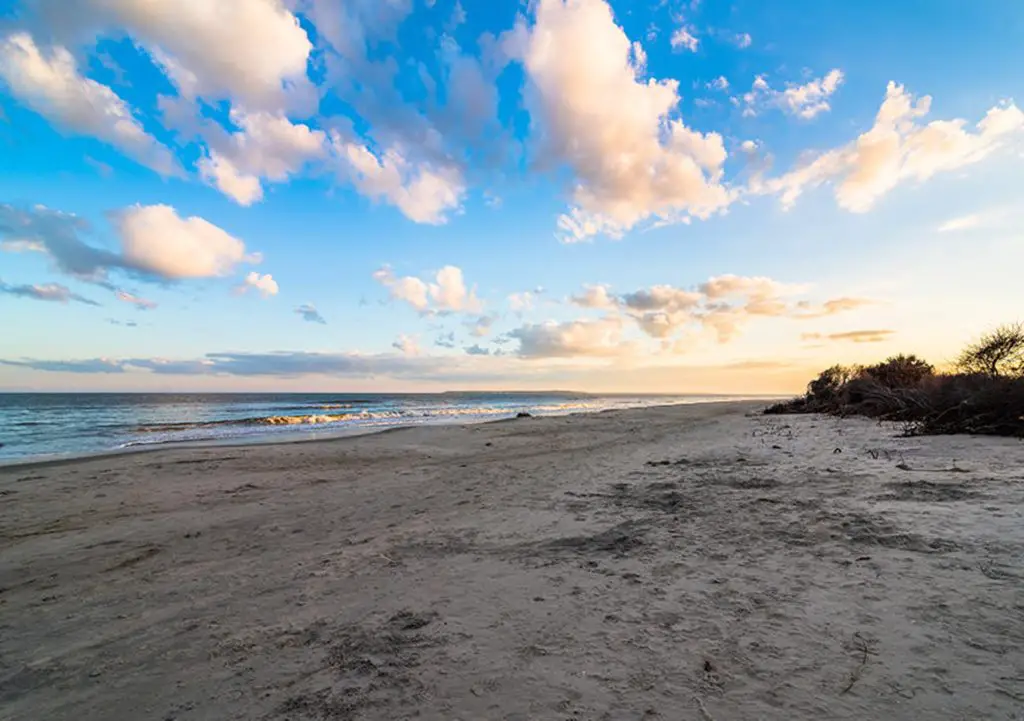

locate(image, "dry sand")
[[1, 401, 1023, 721]]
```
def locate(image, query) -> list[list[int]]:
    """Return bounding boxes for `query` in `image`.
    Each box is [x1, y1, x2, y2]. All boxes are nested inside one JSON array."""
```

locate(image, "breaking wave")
[[132, 411, 404, 433]]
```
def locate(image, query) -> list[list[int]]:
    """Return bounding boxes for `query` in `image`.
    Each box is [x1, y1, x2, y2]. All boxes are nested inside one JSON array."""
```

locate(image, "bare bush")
[[956, 322, 1024, 378]]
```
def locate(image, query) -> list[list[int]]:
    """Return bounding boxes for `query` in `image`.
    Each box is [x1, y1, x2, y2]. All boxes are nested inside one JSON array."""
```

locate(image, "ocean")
[[0, 392, 755, 463]]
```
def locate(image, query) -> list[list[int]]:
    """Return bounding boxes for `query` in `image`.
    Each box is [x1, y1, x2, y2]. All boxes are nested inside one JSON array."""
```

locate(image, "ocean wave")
[[127, 399, 669, 437], [131, 411, 408, 433]]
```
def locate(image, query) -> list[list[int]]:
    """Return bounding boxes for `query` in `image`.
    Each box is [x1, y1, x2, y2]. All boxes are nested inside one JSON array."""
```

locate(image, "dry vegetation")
[[766, 323, 1024, 437]]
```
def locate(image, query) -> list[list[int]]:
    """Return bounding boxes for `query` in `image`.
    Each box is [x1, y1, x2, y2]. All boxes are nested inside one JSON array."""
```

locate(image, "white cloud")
[[743, 69, 844, 119], [510, 317, 624, 358], [200, 110, 326, 205], [392, 334, 422, 355], [0, 202, 260, 284], [561, 275, 868, 343], [374, 265, 482, 314], [74, 0, 314, 110], [197, 154, 264, 206], [732, 32, 752, 49], [330, 132, 464, 224], [517, 0, 732, 241], [237, 272, 279, 298], [0, 32, 178, 175], [112, 204, 258, 279], [698, 274, 797, 301], [755, 82, 1024, 212], [508, 291, 536, 311], [431, 265, 481, 312], [115, 290, 157, 310], [670, 26, 699, 52], [373, 267, 429, 310], [570, 284, 619, 310], [707, 76, 729, 91]]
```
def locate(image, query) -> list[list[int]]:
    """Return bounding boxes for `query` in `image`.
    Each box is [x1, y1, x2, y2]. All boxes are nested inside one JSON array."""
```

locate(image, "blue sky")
[[0, 0, 1022, 392]]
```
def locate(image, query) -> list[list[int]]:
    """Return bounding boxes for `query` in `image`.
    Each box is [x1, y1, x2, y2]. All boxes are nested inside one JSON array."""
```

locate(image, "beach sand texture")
[[1, 401, 1022, 720]]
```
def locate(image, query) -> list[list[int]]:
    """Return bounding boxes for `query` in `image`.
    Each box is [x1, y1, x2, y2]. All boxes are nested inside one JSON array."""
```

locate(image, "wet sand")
[[1, 401, 1022, 720]]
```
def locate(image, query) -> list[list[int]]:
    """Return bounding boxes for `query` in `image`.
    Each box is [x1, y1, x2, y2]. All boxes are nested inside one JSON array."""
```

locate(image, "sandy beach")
[[1, 401, 1022, 721]]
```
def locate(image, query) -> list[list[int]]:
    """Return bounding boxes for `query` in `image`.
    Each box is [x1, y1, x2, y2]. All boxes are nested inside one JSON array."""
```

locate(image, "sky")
[[0, 0, 1022, 393]]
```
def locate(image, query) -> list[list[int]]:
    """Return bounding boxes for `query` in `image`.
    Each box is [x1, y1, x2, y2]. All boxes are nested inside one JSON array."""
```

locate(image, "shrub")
[[806, 365, 859, 410], [763, 325, 1024, 437], [904, 374, 1024, 436], [861, 354, 934, 388], [956, 322, 1024, 378]]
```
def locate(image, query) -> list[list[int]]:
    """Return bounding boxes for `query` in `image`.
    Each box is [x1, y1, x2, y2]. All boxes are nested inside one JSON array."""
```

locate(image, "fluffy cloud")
[[432, 266, 481, 312], [373, 267, 428, 310], [565, 275, 870, 343], [510, 317, 624, 358], [237, 272, 279, 298], [112, 204, 259, 280], [392, 334, 422, 355], [0, 32, 178, 175], [373, 265, 482, 314], [622, 285, 703, 312], [0, 203, 261, 284], [295, 304, 326, 324], [620, 285, 704, 338], [570, 284, 618, 310], [330, 133, 465, 224], [756, 82, 1024, 211], [465, 344, 490, 356], [305, 0, 507, 211], [743, 69, 844, 119], [0, 279, 100, 306], [508, 291, 536, 311], [698, 274, 797, 302], [115, 290, 157, 310], [69, 0, 314, 110], [517, 0, 732, 241], [670, 26, 698, 52], [199, 110, 327, 205]]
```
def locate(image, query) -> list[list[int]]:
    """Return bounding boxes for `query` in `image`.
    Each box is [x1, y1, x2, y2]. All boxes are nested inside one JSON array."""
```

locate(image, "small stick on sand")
[[377, 553, 398, 565], [840, 632, 871, 694], [694, 696, 716, 721]]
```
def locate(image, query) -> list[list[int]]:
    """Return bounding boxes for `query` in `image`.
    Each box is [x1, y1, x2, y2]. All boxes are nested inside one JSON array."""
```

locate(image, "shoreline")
[[0, 397, 772, 470], [2, 400, 1021, 720]]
